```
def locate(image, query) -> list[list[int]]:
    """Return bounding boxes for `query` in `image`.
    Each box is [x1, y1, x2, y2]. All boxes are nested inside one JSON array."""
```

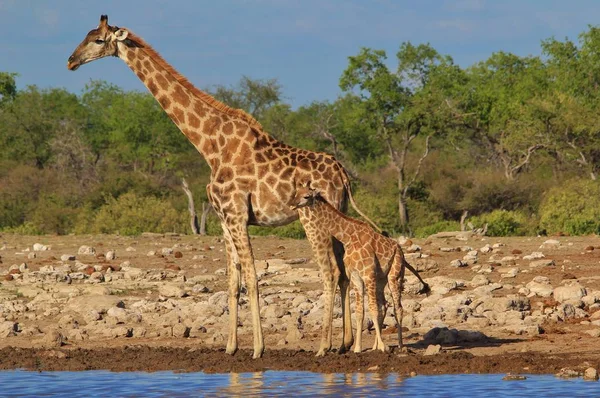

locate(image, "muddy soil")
[[1, 233, 599, 375]]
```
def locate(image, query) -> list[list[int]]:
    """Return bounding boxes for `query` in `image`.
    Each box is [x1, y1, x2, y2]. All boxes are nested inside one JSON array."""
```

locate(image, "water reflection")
[[0, 370, 598, 397]]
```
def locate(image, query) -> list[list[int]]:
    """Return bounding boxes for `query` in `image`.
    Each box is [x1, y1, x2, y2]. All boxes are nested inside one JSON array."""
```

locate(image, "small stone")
[[43, 329, 65, 347], [585, 246, 595, 252], [165, 264, 181, 271], [161, 248, 174, 255], [450, 259, 466, 268], [529, 259, 555, 268], [105, 251, 116, 260], [78, 246, 96, 255], [423, 344, 442, 356], [158, 284, 187, 298], [3, 274, 13, 281], [84, 266, 95, 276], [585, 329, 600, 337], [174, 251, 183, 258], [502, 374, 527, 381], [540, 239, 560, 249], [27, 252, 36, 259], [61, 254, 76, 262], [126, 246, 136, 252], [172, 324, 191, 338], [583, 367, 599, 381], [501, 268, 519, 278], [555, 368, 580, 378], [33, 243, 49, 251], [523, 252, 545, 260], [192, 284, 210, 294], [285, 258, 308, 265]]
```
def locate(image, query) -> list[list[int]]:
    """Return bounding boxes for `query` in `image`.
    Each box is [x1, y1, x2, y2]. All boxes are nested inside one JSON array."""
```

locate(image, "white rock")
[[540, 239, 560, 249], [450, 259, 466, 268], [526, 281, 554, 297], [501, 268, 519, 278], [105, 251, 116, 260], [480, 245, 493, 254], [584, 367, 599, 381], [423, 344, 442, 356], [61, 254, 76, 261], [529, 259, 555, 268], [470, 274, 490, 287], [33, 243, 49, 251], [523, 252, 545, 260], [161, 248, 174, 255], [553, 284, 587, 303], [78, 245, 96, 255], [158, 284, 186, 298]]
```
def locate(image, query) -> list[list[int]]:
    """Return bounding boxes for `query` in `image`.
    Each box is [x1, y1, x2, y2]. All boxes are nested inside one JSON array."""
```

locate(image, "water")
[[0, 370, 597, 397]]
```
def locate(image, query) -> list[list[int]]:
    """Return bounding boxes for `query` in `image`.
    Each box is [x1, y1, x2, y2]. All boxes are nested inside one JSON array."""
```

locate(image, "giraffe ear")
[[114, 28, 129, 41]]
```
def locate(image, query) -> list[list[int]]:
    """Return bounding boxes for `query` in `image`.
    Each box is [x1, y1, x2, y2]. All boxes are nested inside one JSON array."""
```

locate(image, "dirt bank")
[[0, 233, 599, 375]]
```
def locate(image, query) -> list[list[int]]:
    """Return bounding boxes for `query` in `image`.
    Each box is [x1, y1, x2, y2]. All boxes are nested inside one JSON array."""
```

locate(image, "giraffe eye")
[[94, 39, 105, 44]]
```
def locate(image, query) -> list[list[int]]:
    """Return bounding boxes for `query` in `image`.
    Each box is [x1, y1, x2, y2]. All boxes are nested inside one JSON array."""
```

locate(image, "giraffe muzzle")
[[67, 55, 81, 71]]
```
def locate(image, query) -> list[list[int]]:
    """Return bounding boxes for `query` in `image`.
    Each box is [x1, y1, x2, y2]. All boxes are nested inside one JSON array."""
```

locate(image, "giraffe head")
[[67, 15, 129, 71], [290, 177, 321, 210]]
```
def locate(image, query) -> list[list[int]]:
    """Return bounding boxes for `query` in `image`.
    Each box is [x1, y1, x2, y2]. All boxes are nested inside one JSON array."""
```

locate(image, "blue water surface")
[[0, 370, 598, 397]]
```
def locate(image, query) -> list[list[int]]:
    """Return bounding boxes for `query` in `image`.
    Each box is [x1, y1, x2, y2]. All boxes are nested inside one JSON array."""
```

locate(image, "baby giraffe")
[[291, 180, 430, 353]]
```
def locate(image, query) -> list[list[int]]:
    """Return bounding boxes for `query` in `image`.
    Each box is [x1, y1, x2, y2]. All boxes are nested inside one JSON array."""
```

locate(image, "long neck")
[[116, 33, 264, 169], [311, 199, 355, 244]]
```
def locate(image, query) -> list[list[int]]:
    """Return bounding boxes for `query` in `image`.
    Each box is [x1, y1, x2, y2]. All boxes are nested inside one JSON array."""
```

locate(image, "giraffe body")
[[67, 15, 381, 358], [292, 184, 429, 352]]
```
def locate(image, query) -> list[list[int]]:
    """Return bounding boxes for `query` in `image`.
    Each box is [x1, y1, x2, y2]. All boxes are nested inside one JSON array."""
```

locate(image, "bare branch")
[[403, 134, 432, 195], [509, 144, 544, 177]]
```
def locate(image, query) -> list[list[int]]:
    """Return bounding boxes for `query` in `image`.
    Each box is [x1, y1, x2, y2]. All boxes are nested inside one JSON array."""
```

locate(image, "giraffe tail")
[[341, 169, 385, 234], [402, 257, 431, 295]]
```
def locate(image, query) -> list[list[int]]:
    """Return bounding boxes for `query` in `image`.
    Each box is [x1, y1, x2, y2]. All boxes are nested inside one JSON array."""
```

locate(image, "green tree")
[[466, 52, 549, 180], [0, 72, 17, 104], [211, 76, 282, 121], [340, 43, 461, 232]]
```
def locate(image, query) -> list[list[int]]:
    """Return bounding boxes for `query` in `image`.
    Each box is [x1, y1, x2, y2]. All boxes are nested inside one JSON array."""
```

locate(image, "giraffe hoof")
[[225, 346, 238, 356], [252, 350, 264, 359], [315, 349, 327, 357]]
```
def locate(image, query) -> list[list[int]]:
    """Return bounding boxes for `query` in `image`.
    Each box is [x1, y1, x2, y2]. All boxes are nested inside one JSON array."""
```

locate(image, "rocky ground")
[[0, 232, 599, 378]]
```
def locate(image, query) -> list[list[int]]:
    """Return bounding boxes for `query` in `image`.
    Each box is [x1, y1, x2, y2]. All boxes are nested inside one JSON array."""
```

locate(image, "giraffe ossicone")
[[68, 14, 383, 359]]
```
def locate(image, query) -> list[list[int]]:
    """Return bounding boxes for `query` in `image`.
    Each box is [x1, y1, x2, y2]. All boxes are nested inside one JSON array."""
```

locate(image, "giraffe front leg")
[[224, 218, 264, 359], [353, 277, 364, 354], [334, 239, 354, 353], [300, 211, 336, 357], [389, 256, 405, 351], [222, 225, 241, 356]]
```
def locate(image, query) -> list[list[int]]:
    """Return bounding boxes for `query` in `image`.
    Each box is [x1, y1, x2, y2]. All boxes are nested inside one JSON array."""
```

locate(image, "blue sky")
[[2, 0, 600, 108]]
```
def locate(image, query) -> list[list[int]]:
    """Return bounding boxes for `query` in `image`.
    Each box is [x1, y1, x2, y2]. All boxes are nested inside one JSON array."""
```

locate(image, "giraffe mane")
[[125, 32, 263, 130]]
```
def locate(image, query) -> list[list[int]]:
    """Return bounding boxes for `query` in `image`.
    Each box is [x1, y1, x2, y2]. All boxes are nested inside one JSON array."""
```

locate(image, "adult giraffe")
[[67, 15, 380, 359]]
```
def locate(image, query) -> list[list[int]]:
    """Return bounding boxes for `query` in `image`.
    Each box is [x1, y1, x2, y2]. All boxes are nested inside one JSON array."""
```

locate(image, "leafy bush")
[[539, 179, 600, 235], [1, 221, 43, 235], [249, 220, 306, 239], [90, 192, 187, 235], [471, 209, 528, 236]]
